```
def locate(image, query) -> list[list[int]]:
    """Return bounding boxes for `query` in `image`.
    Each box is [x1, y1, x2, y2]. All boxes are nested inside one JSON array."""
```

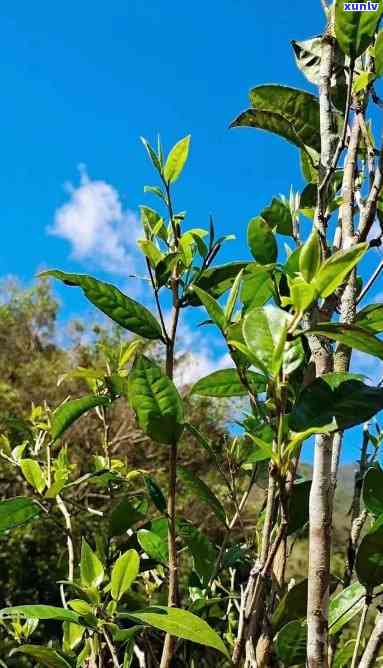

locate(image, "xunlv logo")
[[344, 2, 379, 9]]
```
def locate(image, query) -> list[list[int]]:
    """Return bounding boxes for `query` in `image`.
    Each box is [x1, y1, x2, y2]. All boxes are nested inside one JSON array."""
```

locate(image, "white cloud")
[[49, 165, 141, 276], [169, 313, 234, 388], [175, 349, 232, 388]]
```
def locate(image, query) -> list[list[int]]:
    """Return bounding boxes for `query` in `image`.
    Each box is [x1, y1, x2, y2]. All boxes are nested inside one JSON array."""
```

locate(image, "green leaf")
[[128, 355, 184, 445], [287, 480, 311, 535], [300, 182, 317, 209], [0, 497, 40, 533], [177, 520, 217, 583], [137, 529, 168, 563], [137, 240, 164, 267], [243, 305, 304, 377], [332, 641, 356, 668], [375, 30, 383, 77], [111, 549, 140, 601], [356, 513, 383, 587], [140, 205, 167, 241], [353, 70, 375, 94], [272, 579, 308, 632], [183, 423, 216, 457], [140, 137, 162, 175], [190, 368, 266, 398], [186, 262, 249, 306], [290, 372, 383, 433], [313, 244, 368, 298], [120, 606, 229, 658], [224, 269, 244, 321], [247, 217, 277, 265], [299, 230, 321, 282], [68, 600, 93, 616], [163, 135, 191, 184], [300, 147, 319, 183], [192, 286, 226, 330], [243, 435, 273, 463], [356, 303, 383, 333], [363, 467, 383, 515], [40, 271, 163, 341], [261, 197, 293, 236], [240, 265, 274, 311], [329, 582, 365, 635], [306, 322, 383, 360], [63, 621, 85, 652], [51, 395, 111, 442], [287, 276, 317, 313], [20, 459, 46, 494], [275, 619, 307, 666], [0, 605, 81, 624], [109, 497, 146, 536], [231, 85, 322, 152], [335, 0, 383, 58], [177, 466, 226, 525], [11, 646, 73, 668], [144, 476, 167, 513], [80, 539, 104, 589]]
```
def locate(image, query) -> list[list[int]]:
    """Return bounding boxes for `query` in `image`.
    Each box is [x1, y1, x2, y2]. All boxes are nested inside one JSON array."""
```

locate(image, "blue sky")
[[2, 1, 382, 462]]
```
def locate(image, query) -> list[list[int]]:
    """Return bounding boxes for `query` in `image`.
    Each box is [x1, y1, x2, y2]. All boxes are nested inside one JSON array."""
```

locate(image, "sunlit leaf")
[[128, 355, 184, 445], [40, 271, 164, 341], [119, 606, 229, 657], [0, 497, 40, 533], [51, 395, 111, 442], [335, 0, 383, 58], [111, 550, 140, 601], [190, 368, 266, 397]]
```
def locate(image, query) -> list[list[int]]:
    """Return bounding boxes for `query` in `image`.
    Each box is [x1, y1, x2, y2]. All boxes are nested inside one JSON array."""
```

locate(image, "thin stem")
[[56, 494, 74, 610], [351, 598, 370, 668], [46, 443, 52, 488], [160, 181, 182, 668], [359, 611, 383, 668], [102, 628, 120, 668], [208, 469, 256, 589], [357, 260, 383, 304], [146, 257, 169, 343]]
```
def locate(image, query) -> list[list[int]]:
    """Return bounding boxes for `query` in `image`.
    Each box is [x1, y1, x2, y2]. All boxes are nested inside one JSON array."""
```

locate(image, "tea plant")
[[3, 1, 383, 666]]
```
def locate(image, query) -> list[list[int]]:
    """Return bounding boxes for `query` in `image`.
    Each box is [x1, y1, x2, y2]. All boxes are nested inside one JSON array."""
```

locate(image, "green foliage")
[[128, 354, 184, 444], [11, 646, 73, 668], [0, 498, 40, 533], [231, 85, 322, 151], [356, 514, 383, 587], [335, 0, 383, 58], [80, 539, 104, 589], [177, 465, 226, 525], [290, 373, 383, 432], [51, 395, 111, 442], [120, 606, 230, 658], [247, 216, 278, 265], [275, 619, 307, 666], [40, 271, 164, 341], [191, 368, 266, 398], [163, 135, 191, 184], [111, 549, 140, 600], [328, 582, 365, 635], [363, 467, 383, 516]]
